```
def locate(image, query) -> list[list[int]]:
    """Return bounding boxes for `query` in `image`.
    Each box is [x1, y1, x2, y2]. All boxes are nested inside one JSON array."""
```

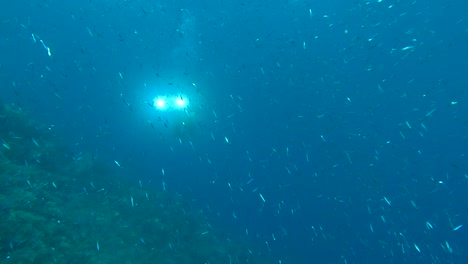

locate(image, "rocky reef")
[[0, 103, 272, 264]]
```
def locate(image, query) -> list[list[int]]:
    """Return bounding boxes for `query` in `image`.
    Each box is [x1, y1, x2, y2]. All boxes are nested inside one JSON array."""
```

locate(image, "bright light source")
[[152, 94, 189, 111], [174, 96, 188, 108], [153, 97, 168, 111], [156, 99, 166, 108]]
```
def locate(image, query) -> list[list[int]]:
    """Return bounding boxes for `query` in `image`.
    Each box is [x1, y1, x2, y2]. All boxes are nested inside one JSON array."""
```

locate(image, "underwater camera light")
[[153, 96, 168, 111], [174, 96, 188, 109], [153, 94, 189, 111]]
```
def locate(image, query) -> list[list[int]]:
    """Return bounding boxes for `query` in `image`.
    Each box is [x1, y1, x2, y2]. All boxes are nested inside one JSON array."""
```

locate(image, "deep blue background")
[[1, 0, 467, 263]]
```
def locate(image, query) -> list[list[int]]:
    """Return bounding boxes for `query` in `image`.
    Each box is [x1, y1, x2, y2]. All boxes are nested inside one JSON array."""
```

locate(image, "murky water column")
[[171, 9, 197, 72]]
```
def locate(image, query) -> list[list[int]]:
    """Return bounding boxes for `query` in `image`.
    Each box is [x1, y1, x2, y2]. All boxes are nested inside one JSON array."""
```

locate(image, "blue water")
[[1, 0, 467, 263]]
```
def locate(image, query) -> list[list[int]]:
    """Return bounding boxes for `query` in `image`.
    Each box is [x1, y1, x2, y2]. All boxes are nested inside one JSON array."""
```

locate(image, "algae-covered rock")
[[0, 103, 276, 264]]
